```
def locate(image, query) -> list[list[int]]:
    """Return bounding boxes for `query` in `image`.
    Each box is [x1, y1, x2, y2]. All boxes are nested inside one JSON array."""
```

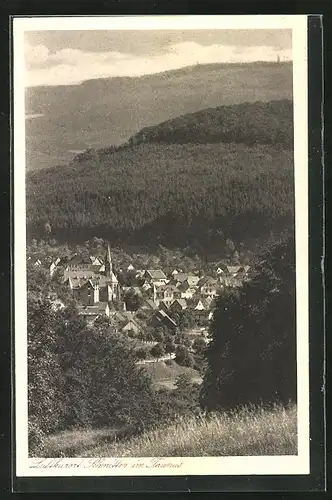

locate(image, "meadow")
[[39, 404, 297, 458]]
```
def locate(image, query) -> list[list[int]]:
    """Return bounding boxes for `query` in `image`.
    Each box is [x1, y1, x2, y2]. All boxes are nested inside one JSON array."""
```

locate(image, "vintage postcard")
[[13, 15, 310, 480]]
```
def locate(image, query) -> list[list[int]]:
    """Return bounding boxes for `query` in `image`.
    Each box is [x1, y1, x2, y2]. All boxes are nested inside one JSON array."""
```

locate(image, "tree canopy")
[[26, 100, 294, 256], [200, 237, 297, 411]]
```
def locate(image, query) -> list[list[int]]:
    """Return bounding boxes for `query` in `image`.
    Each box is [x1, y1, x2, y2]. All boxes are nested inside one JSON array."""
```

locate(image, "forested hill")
[[26, 100, 294, 257], [72, 99, 293, 163], [126, 99, 293, 149]]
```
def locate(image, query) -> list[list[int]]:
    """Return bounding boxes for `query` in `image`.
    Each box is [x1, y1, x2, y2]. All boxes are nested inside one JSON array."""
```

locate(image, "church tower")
[[105, 242, 112, 278], [104, 241, 120, 302]]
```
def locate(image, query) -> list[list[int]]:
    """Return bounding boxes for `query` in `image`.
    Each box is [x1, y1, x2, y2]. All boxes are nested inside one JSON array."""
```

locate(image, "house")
[[141, 299, 158, 311], [89, 255, 104, 267], [171, 269, 179, 277], [187, 297, 210, 323], [143, 269, 168, 287], [169, 298, 187, 313], [187, 297, 207, 311], [127, 263, 135, 272], [198, 277, 219, 298], [234, 266, 251, 280], [66, 254, 92, 272], [121, 318, 142, 336], [155, 284, 181, 307], [78, 302, 110, 325], [72, 279, 100, 305], [46, 291, 65, 311], [64, 244, 120, 304], [158, 300, 170, 312], [49, 257, 61, 277], [177, 280, 198, 299], [142, 281, 152, 292], [171, 272, 188, 284], [216, 264, 227, 276], [27, 256, 42, 267], [63, 268, 96, 282], [150, 309, 177, 332], [227, 265, 242, 276], [186, 275, 201, 287]]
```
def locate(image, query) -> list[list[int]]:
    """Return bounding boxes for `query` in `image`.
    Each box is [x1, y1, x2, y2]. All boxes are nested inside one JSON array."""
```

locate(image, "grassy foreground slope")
[[41, 405, 297, 458]]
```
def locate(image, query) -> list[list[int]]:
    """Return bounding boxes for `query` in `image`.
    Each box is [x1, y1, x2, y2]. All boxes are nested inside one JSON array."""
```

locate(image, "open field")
[[40, 404, 297, 458], [143, 360, 202, 390]]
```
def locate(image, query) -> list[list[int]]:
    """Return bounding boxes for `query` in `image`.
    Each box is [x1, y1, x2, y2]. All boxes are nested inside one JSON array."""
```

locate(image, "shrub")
[[135, 347, 149, 361], [175, 345, 194, 368], [150, 343, 165, 359]]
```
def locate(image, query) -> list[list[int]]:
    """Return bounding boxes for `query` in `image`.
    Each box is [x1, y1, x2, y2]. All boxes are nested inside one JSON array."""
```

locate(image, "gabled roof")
[[172, 272, 188, 283], [156, 284, 178, 293], [141, 299, 157, 310], [187, 297, 207, 309], [78, 302, 109, 315], [49, 257, 61, 266], [198, 276, 218, 287], [68, 254, 92, 266], [64, 269, 96, 282], [122, 317, 142, 331], [27, 256, 42, 265], [155, 309, 177, 327], [170, 298, 187, 309], [227, 265, 242, 274], [177, 281, 190, 292], [186, 275, 200, 285], [145, 269, 167, 280]]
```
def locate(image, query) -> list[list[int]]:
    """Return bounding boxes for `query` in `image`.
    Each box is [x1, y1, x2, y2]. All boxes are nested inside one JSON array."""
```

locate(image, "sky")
[[24, 29, 292, 87]]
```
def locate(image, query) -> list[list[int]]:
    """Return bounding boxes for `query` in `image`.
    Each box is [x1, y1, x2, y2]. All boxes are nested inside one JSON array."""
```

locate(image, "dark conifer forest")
[[26, 100, 294, 256]]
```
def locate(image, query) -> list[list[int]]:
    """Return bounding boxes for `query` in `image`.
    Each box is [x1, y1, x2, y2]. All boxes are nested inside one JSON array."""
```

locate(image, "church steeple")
[[105, 241, 112, 277]]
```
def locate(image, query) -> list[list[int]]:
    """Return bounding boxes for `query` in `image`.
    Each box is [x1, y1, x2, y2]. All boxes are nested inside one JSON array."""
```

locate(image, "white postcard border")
[[13, 14, 309, 477]]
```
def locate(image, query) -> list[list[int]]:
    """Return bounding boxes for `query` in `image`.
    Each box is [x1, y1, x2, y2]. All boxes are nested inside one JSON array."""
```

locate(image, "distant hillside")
[[26, 99, 294, 256], [25, 62, 292, 171]]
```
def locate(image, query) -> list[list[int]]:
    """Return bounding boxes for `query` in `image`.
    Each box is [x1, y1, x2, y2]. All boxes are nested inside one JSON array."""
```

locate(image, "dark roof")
[[68, 254, 92, 266], [170, 298, 187, 309], [155, 309, 177, 326], [141, 299, 157, 310]]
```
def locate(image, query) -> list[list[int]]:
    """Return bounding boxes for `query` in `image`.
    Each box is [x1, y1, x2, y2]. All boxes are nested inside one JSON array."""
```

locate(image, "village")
[[28, 242, 251, 354]]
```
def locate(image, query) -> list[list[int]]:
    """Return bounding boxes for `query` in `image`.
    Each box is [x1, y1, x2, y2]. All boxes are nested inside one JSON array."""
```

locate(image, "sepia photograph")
[[13, 15, 310, 478]]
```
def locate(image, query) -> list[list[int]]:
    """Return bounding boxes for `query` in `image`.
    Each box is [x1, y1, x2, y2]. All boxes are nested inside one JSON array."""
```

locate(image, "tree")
[[153, 328, 165, 343], [192, 337, 206, 356], [27, 267, 165, 454], [124, 289, 143, 311], [200, 238, 297, 411], [164, 338, 176, 357], [135, 347, 148, 361], [175, 345, 194, 368], [150, 343, 165, 360]]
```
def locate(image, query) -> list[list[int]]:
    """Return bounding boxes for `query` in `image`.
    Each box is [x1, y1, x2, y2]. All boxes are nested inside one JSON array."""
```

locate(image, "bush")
[[192, 337, 206, 356], [150, 343, 165, 359], [175, 345, 194, 368], [135, 347, 149, 360]]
